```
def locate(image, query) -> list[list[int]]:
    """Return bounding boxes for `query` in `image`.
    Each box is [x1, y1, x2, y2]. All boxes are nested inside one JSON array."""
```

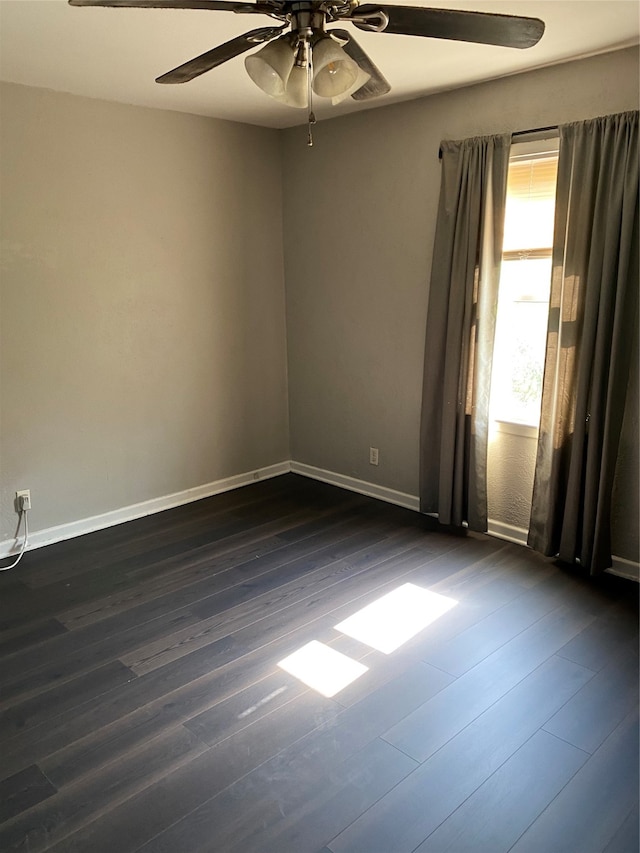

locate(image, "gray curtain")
[[420, 134, 510, 531], [528, 111, 639, 574]]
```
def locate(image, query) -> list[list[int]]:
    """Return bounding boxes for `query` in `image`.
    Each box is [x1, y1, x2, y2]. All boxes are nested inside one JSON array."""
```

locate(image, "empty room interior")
[[0, 1, 639, 851]]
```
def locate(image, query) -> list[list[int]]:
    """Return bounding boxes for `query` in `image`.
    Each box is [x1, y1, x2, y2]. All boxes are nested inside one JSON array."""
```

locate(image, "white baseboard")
[[484, 520, 638, 579], [291, 466, 639, 580], [0, 461, 291, 559], [487, 519, 529, 546], [290, 461, 420, 511], [610, 555, 640, 581], [2, 458, 638, 584]]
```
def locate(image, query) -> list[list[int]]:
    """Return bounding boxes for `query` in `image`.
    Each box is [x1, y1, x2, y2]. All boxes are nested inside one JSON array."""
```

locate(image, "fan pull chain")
[[307, 40, 315, 147]]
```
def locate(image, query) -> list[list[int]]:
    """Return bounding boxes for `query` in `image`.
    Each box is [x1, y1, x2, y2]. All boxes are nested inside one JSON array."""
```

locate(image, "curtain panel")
[[528, 111, 639, 574], [420, 134, 510, 531]]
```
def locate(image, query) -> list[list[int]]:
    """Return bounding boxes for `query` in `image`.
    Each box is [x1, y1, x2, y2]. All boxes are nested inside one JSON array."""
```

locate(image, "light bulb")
[[312, 37, 359, 98]]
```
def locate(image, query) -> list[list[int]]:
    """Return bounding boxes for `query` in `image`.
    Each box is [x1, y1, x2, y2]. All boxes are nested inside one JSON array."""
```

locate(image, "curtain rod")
[[438, 124, 559, 159], [512, 124, 558, 138]]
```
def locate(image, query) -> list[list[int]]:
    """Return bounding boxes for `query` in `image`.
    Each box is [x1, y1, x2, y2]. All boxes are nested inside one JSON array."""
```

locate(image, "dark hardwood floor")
[[0, 473, 638, 853]]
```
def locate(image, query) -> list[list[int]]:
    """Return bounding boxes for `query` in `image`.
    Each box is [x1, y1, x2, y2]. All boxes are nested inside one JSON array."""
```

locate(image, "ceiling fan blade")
[[353, 5, 545, 49], [156, 26, 283, 82], [330, 29, 390, 100], [68, 0, 274, 13]]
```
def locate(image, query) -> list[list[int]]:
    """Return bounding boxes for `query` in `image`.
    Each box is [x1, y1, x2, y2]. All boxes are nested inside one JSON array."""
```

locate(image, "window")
[[490, 138, 559, 429]]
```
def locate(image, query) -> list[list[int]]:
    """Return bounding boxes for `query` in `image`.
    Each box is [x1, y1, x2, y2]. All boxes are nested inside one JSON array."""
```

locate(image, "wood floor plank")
[[0, 726, 208, 853], [331, 639, 455, 710], [428, 541, 545, 598], [129, 662, 452, 853], [509, 708, 640, 853], [543, 647, 639, 753], [22, 657, 306, 789], [58, 490, 367, 616], [382, 602, 597, 763], [24, 635, 363, 794], [53, 508, 317, 629], [17, 546, 518, 778], [411, 729, 588, 852], [0, 475, 635, 853], [420, 571, 586, 677], [602, 801, 639, 853], [1, 576, 393, 780], [0, 580, 36, 634], [129, 673, 432, 853], [0, 637, 238, 778], [20, 475, 318, 588], [114, 542, 441, 687], [219, 738, 415, 853], [327, 654, 596, 853], [332, 563, 557, 707], [55, 645, 449, 853], [0, 608, 200, 708], [353, 569, 554, 692], [0, 764, 57, 824], [0, 660, 136, 743], [185, 524, 398, 625], [0, 507, 385, 688], [183, 670, 308, 746], [125, 531, 422, 675], [334, 659, 455, 740], [0, 618, 68, 658], [143, 739, 415, 853], [57, 504, 367, 629], [555, 597, 639, 672], [3, 483, 365, 634], [2, 509, 268, 620], [42, 689, 344, 853], [3, 502, 377, 642]]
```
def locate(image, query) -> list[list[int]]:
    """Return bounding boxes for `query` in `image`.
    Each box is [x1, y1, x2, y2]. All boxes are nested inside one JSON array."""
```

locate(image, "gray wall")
[[282, 46, 639, 560], [487, 429, 538, 533], [2, 48, 638, 563], [1, 83, 289, 541]]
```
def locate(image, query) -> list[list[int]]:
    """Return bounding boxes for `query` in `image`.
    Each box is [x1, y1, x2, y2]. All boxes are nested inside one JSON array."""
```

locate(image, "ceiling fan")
[[68, 0, 545, 141]]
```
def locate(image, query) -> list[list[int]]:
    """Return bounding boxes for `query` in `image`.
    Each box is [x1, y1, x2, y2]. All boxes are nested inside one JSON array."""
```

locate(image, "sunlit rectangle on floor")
[[334, 583, 457, 653], [277, 640, 368, 697]]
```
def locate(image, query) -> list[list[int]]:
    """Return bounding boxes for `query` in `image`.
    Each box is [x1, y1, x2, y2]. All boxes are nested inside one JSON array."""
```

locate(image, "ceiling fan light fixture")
[[281, 64, 309, 108], [244, 35, 295, 100], [70, 1, 547, 125], [330, 64, 371, 104], [311, 35, 360, 98]]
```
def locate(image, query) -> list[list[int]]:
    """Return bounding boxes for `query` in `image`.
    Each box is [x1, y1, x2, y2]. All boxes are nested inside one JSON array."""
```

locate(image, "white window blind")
[[502, 155, 559, 253]]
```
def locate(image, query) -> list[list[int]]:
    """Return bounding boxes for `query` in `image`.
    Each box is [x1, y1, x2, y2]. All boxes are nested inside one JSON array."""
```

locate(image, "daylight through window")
[[490, 139, 559, 428]]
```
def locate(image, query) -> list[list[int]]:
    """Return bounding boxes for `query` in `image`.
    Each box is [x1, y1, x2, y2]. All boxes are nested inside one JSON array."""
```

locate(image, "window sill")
[[492, 420, 539, 439]]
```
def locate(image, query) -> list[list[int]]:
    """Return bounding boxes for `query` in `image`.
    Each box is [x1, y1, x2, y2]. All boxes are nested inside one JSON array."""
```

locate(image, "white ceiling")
[[1, 0, 638, 128]]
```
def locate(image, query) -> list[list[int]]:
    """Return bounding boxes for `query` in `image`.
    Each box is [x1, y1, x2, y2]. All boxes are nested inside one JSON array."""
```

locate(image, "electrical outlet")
[[369, 447, 379, 466], [16, 489, 31, 511]]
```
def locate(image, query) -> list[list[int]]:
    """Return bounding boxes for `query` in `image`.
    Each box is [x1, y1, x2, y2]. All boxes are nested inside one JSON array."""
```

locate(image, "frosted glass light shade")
[[282, 64, 308, 108], [331, 65, 371, 104], [245, 37, 295, 99], [312, 37, 359, 98]]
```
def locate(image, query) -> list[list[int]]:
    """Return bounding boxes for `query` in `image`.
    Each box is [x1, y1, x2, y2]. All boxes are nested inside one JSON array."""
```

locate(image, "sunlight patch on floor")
[[277, 640, 368, 697], [335, 583, 458, 653]]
